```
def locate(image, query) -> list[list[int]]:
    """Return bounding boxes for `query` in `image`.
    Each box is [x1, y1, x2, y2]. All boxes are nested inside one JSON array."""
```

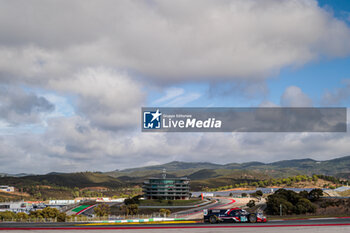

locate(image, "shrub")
[[167, 200, 173, 205], [120, 204, 138, 216], [16, 212, 29, 221], [57, 212, 67, 222], [29, 207, 64, 220], [159, 208, 171, 217], [94, 203, 111, 217], [266, 189, 316, 215], [295, 198, 316, 214], [124, 195, 141, 205], [308, 189, 323, 202], [255, 190, 263, 197], [247, 200, 255, 208], [0, 211, 16, 221], [41, 207, 60, 219]]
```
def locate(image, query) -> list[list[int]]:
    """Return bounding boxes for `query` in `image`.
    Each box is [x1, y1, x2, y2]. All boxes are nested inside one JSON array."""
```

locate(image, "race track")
[[1, 198, 350, 232], [1, 217, 350, 232]]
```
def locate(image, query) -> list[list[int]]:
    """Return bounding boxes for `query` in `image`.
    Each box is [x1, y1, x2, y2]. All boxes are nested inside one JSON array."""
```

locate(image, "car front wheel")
[[249, 214, 257, 223], [209, 215, 218, 224]]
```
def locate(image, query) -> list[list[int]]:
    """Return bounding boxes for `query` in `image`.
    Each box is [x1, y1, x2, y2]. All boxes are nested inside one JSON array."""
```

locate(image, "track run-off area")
[[1, 217, 350, 233], [1, 198, 350, 232]]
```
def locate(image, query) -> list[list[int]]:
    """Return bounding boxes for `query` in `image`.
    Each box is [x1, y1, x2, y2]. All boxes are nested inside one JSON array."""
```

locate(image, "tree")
[[159, 208, 171, 217], [120, 204, 139, 216], [128, 204, 139, 215], [308, 189, 323, 202], [299, 190, 309, 199], [41, 207, 60, 219], [57, 212, 67, 222], [94, 204, 111, 217], [266, 189, 316, 215], [16, 212, 29, 221], [255, 190, 263, 197], [295, 198, 316, 214], [0, 211, 16, 221], [29, 210, 43, 219], [266, 197, 294, 215], [124, 195, 142, 205], [258, 181, 265, 187], [28, 207, 67, 221], [247, 200, 255, 208]]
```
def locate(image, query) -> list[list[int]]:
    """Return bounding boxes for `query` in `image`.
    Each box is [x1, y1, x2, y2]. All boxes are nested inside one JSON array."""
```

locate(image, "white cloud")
[[1, 0, 350, 173], [2, 124, 350, 173], [0, 0, 350, 84], [322, 79, 350, 106], [0, 86, 54, 125], [165, 92, 201, 107], [49, 67, 145, 130], [281, 86, 313, 107], [259, 101, 279, 107], [152, 87, 201, 107], [152, 88, 185, 104]]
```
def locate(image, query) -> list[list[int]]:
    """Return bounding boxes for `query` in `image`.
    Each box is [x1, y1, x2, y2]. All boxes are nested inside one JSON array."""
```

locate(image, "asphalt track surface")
[[1, 217, 350, 230], [175, 198, 230, 218]]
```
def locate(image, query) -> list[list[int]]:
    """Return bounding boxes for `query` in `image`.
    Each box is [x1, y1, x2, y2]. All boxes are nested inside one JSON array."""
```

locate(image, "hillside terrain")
[[110, 156, 350, 179], [0, 172, 133, 201], [104, 156, 350, 188], [0, 172, 123, 188], [1, 156, 349, 200]]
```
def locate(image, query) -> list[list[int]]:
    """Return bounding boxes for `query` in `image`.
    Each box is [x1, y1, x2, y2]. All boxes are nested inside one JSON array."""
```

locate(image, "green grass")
[[72, 205, 91, 212], [139, 199, 203, 206], [0, 172, 122, 189]]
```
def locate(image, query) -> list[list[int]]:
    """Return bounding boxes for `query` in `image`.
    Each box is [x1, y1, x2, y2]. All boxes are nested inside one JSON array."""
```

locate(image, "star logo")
[[151, 109, 162, 122], [143, 109, 162, 129]]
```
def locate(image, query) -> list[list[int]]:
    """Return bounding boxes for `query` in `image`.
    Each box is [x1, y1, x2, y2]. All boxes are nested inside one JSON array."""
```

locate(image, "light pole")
[[280, 204, 282, 216]]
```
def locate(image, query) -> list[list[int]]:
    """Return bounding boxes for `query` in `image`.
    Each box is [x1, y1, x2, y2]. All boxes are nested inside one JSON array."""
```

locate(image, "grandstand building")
[[142, 170, 190, 200]]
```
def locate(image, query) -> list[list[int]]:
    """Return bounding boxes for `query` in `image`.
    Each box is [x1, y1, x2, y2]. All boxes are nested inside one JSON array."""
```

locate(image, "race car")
[[203, 207, 267, 224]]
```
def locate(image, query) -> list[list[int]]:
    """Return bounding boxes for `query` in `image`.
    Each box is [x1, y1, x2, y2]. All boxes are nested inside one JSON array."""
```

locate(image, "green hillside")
[[0, 172, 123, 188], [109, 155, 350, 179], [190, 170, 271, 190], [120, 161, 223, 173], [1, 155, 350, 198]]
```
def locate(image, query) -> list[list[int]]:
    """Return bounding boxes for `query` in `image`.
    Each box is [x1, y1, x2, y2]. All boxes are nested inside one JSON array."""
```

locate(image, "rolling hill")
[[1, 156, 349, 194], [108, 155, 350, 180], [0, 172, 123, 189]]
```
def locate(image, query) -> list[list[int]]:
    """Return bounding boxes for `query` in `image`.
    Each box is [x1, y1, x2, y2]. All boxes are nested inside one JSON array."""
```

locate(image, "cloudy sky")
[[1, 0, 350, 174]]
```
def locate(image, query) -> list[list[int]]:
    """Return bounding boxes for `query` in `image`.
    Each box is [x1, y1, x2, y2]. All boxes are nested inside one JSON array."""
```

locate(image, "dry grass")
[[338, 190, 350, 197]]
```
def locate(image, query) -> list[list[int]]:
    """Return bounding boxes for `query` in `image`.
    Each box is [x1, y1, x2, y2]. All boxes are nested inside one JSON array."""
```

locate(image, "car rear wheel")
[[209, 215, 218, 224], [249, 214, 257, 223]]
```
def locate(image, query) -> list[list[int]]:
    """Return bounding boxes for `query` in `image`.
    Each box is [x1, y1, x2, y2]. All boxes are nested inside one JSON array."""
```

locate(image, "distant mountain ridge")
[[121, 161, 223, 172], [116, 155, 350, 178], [0, 156, 350, 180], [0, 173, 34, 178], [1, 156, 349, 192]]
